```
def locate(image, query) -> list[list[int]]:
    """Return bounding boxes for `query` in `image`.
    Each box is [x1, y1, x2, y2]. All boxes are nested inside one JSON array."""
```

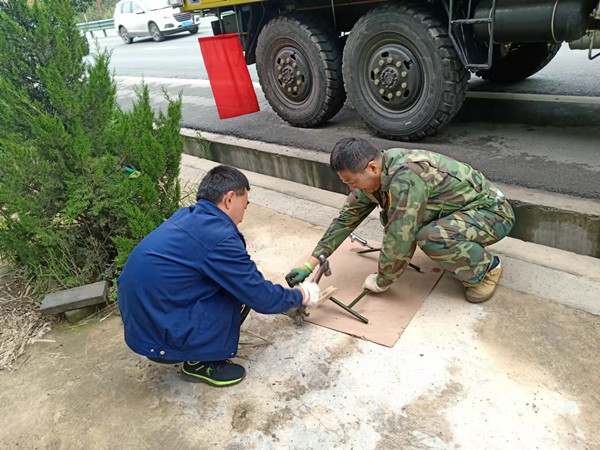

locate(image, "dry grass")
[[0, 267, 57, 371]]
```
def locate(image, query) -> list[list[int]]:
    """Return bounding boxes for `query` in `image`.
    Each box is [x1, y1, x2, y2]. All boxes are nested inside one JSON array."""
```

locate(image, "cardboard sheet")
[[292, 238, 444, 347]]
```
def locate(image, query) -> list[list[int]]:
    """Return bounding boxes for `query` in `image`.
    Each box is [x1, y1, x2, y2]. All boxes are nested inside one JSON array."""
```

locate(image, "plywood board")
[[292, 238, 444, 347]]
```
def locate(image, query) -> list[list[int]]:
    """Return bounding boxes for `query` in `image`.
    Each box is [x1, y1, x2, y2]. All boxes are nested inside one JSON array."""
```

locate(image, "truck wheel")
[[343, 3, 468, 141], [476, 43, 562, 83], [256, 15, 345, 127]]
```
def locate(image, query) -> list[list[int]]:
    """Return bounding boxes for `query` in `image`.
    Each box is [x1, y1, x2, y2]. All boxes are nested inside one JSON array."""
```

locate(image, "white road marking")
[[466, 91, 600, 105], [115, 76, 600, 105], [114, 75, 261, 89]]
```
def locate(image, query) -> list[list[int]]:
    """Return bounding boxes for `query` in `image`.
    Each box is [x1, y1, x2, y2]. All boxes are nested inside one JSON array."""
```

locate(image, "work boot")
[[180, 360, 246, 387], [464, 256, 502, 303]]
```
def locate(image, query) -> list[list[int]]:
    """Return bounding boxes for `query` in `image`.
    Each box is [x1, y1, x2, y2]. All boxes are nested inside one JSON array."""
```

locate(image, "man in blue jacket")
[[118, 165, 320, 387]]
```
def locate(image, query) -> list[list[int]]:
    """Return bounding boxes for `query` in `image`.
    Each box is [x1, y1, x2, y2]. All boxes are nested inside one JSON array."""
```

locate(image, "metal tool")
[[289, 232, 426, 325], [314, 253, 370, 324], [288, 305, 309, 325], [350, 233, 374, 250], [348, 288, 370, 309], [325, 288, 371, 324], [287, 253, 371, 325], [312, 254, 331, 284], [328, 296, 369, 323], [288, 254, 331, 325], [356, 247, 381, 255], [350, 233, 423, 273]]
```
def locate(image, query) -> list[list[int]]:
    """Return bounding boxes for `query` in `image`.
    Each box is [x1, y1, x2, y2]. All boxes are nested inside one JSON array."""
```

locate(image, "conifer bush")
[[0, 0, 182, 291]]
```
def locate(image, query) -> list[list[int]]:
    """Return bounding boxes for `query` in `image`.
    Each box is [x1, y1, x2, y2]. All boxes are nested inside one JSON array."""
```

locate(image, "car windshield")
[[140, 0, 171, 11]]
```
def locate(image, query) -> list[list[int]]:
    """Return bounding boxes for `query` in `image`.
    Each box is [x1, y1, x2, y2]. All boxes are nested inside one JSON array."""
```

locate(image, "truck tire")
[[343, 3, 468, 141], [256, 15, 345, 127], [476, 43, 562, 83]]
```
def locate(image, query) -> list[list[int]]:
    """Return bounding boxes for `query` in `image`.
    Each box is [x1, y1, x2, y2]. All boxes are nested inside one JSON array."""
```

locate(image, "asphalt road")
[[89, 22, 600, 199]]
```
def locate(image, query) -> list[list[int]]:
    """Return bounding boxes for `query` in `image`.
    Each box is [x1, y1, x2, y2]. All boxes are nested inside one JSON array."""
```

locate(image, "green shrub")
[[0, 0, 182, 292], [75, 0, 118, 22]]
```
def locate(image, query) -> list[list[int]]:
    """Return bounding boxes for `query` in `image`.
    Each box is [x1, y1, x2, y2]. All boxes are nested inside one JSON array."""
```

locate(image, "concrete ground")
[[1, 155, 599, 449]]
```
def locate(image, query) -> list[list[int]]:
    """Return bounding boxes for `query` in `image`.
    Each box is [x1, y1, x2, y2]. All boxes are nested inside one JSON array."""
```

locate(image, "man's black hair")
[[196, 165, 250, 204], [330, 138, 380, 173]]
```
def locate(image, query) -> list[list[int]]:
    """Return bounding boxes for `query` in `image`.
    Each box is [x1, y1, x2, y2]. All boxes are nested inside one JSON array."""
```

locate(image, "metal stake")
[[348, 288, 370, 309], [328, 297, 369, 324], [356, 247, 423, 273]]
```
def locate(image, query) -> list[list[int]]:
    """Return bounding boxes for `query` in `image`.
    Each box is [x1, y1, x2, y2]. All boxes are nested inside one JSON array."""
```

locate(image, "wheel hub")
[[273, 46, 312, 103], [365, 44, 423, 111], [380, 67, 399, 89]]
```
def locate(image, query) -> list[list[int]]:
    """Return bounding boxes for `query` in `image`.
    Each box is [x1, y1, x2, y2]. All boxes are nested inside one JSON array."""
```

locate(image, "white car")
[[113, 0, 200, 44]]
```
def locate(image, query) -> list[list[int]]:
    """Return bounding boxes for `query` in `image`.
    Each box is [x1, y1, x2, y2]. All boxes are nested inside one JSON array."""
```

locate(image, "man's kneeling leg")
[[417, 208, 512, 303]]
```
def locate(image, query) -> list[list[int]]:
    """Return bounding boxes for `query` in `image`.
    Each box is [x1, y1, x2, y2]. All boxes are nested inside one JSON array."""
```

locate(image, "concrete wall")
[[183, 133, 349, 194], [509, 201, 599, 257]]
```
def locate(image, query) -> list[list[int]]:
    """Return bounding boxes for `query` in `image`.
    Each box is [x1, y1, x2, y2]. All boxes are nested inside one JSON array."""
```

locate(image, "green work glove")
[[285, 261, 315, 287]]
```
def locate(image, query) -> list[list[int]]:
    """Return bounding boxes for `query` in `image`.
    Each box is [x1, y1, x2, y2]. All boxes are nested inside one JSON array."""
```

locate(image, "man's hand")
[[298, 281, 321, 308], [363, 273, 389, 293], [285, 262, 314, 287]]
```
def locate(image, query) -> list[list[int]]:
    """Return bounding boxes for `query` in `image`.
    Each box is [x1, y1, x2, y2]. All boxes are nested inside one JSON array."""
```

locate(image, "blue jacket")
[[117, 200, 303, 362]]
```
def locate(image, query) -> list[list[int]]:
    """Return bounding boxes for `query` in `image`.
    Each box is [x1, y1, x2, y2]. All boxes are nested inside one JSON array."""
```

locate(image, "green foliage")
[[0, 0, 182, 292], [76, 0, 118, 22], [70, 0, 94, 14], [108, 85, 183, 269]]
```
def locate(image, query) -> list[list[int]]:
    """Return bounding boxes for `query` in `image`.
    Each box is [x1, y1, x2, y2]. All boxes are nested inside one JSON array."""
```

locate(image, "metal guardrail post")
[[76, 19, 115, 38]]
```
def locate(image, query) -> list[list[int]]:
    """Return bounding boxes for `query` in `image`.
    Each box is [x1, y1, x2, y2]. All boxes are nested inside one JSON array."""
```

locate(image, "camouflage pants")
[[416, 199, 515, 285]]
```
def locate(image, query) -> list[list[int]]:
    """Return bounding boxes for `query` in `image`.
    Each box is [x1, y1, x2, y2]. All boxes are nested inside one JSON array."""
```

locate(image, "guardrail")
[[76, 19, 115, 38]]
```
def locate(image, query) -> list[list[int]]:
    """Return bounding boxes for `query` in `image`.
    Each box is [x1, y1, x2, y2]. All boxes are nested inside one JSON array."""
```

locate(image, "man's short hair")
[[330, 138, 380, 173], [196, 165, 250, 204]]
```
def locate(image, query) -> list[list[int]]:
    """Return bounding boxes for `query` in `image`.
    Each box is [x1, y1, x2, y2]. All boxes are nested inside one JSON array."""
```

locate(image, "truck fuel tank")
[[473, 0, 597, 43]]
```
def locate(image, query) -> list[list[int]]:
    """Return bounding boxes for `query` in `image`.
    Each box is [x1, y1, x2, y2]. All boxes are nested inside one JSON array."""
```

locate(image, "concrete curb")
[[181, 128, 600, 259]]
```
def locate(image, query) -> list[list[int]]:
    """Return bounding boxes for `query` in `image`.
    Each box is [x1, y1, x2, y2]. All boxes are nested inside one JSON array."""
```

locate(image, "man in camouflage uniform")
[[286, 138, 515, 303]]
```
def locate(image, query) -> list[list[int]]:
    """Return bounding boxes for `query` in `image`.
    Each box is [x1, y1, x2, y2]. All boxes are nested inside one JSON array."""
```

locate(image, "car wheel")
[[119, 26, 133, 44], [149, 22, 164, 42], [189, 25, 199, 35]]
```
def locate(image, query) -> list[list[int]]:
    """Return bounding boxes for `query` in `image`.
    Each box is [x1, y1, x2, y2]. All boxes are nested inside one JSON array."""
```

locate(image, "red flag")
[[198, 34, 260, 119]]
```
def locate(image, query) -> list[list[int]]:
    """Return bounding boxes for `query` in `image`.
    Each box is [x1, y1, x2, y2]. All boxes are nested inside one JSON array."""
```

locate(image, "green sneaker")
[[181, 360, 246, 387]]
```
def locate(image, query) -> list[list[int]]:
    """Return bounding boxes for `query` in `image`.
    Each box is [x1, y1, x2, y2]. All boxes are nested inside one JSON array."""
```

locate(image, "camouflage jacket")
[[312, 148, 505, 286]]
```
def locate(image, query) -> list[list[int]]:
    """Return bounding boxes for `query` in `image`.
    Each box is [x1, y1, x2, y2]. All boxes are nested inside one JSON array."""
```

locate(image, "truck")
[[169, 0, 600, 141]]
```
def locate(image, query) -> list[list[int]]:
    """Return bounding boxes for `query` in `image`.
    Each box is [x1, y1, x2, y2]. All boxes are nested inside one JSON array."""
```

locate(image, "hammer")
[[311, 254, 331, 284]]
